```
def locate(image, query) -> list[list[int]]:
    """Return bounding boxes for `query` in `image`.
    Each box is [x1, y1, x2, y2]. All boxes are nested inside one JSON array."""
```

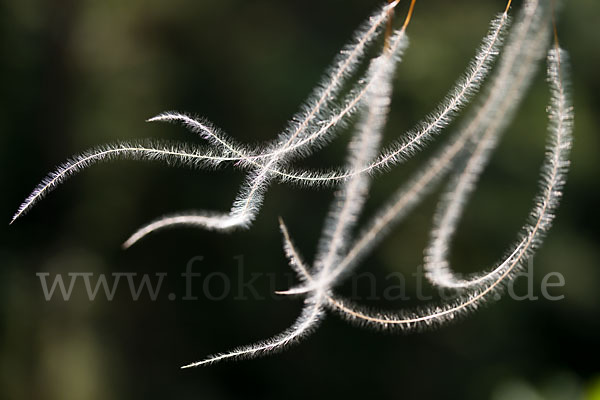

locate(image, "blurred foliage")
[[1, 0, 599, 399]]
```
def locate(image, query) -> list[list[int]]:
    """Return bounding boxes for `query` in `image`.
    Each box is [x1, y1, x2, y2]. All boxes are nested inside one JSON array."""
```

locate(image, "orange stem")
[[551, 0, 560, 48], [384, 0, 397, 52], [402, 0, 417, 31]]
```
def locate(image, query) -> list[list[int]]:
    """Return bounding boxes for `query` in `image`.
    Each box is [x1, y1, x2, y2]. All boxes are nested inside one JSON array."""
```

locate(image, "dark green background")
[[1, 0, 598, 399]]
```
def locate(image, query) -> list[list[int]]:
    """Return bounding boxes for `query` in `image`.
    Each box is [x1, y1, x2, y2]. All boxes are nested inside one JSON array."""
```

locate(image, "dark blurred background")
[[1, 0, 599, 399]]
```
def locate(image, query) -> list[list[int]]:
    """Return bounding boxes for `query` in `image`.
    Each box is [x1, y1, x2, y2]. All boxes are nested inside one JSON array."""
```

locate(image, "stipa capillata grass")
[[12, 0, 573, 368]]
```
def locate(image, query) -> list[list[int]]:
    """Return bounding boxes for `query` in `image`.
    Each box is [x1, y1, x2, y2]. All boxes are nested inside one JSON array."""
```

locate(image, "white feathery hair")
[[12, 0, 573, 367]]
